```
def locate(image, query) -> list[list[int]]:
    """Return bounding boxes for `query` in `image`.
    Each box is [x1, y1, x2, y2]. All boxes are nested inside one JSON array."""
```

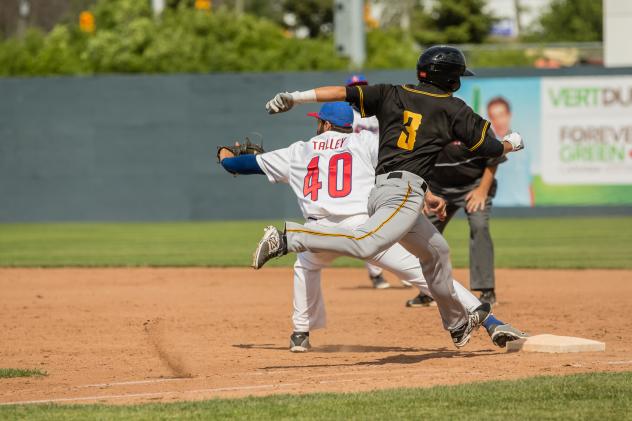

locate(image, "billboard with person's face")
[[458, 75, 632, 206]]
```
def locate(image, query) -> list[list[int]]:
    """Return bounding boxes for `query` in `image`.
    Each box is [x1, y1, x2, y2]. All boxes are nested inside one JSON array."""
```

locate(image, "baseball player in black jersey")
[[406, 133, 507, 308], [252, 46, 524, 348]]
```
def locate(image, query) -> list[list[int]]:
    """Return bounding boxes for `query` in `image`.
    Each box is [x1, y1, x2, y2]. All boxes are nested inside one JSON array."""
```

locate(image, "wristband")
[[290, 90, 317, 104]]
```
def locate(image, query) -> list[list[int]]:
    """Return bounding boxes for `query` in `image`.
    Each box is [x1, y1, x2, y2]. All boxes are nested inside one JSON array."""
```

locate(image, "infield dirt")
[[1, 268, 630, 405]]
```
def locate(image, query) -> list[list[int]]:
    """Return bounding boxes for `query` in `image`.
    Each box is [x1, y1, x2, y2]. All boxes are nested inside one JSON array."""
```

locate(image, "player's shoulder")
[[446, 95, 471, 112], [373, 83, 396, 89], [362, 83, 397, 94], [282, 138, 311, 156], [397, 84, 462, 105], [345, 130, 376, 153], [347, 129, 374, 144]]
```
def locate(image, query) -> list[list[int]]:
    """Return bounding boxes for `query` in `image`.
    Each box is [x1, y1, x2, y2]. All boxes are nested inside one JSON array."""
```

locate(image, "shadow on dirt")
[[233, 343, 287, 351], [258, 349, 495, 369], [233, 343, 435, 353], [337, 286, 414, 291]]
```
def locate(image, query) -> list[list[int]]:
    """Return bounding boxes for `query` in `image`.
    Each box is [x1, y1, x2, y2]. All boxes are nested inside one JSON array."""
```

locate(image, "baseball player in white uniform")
[[218, 102, 527, 352]]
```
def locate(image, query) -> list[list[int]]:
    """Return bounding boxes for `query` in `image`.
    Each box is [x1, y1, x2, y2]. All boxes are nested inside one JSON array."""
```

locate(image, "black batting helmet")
[[416, 45, 474, 92]]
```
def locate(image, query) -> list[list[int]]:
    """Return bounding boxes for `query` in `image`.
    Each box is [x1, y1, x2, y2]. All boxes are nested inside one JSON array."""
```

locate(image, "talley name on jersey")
[[256, 130, 378, 220], [311, 136, 348, 151]]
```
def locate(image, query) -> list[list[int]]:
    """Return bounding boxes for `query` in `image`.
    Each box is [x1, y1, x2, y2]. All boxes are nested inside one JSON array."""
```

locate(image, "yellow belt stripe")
[[468, 120, 490, 152], [287, 184, 412, 240], [356, 85, 365, 117]]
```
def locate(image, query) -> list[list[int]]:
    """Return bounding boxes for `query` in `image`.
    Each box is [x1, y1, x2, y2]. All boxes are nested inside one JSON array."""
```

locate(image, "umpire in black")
[[406, 107, 508, 308]]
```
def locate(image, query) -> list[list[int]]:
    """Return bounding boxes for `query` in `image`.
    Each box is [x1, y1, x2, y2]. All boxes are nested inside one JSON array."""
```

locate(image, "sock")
[[483, 314, 504, 330]]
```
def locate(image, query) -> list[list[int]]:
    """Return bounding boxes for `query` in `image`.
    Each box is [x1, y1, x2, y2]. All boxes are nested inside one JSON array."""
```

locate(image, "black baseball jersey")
[[428, 140, 507, 193], [345, 82, 503, 179]]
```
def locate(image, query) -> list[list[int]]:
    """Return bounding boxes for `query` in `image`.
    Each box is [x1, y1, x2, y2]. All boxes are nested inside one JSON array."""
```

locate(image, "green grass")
[[1, 372, 630, 420], [0, 368, 47, 379], [0, 217, 631, 268]]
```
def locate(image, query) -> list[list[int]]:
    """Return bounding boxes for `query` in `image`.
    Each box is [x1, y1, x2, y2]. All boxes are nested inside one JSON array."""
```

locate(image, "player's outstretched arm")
[[266, 86, 346, 114], [217, 141, 265, 176], [453, 104, 524, 157], [219, 154, 265, 176]]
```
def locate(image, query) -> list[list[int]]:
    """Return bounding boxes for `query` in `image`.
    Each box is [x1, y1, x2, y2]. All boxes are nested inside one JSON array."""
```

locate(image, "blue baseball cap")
[[345, 74, 368, 86], [307, 102, 354, 128]]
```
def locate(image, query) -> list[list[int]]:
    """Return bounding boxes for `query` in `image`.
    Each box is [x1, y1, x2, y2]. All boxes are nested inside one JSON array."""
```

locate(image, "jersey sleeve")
[[486, 154, 508, 167], [255, 147, 292, 184], [345, 84, 389, 118], [450, 103, 504, 158]]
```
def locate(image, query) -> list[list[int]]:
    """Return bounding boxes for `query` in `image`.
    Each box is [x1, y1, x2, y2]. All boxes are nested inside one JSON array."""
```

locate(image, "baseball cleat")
[[252, 226, 287, 269], [479, 289, 497, 306], [487, 323, 529, 348], [369, 273, 390, 289], [450, 303, 492, 348], [405, 293, 437, 307], [289, 332, 311, 352]]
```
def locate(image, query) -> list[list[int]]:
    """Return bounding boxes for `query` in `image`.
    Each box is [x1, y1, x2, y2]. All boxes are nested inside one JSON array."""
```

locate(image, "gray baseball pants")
[[285, 171, 469, 331]]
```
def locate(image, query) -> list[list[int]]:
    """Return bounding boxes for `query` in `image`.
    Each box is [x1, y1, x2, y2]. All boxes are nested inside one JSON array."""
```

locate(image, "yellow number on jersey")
[[396, 111, 423, 151]]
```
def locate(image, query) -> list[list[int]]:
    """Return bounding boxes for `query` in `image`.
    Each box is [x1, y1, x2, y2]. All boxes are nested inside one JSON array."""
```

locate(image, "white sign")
[[540, 76, 632, 184]]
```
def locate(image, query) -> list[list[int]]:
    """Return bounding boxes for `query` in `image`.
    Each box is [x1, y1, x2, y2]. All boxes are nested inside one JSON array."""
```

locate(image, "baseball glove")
[[216, 137, 265, 163]]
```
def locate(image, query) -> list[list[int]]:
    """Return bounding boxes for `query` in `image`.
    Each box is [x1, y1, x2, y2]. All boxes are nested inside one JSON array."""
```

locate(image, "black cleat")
[[289, 332, 310, 352], [450, 303, 492, 348], [252, 226, 287, 269], [479, 290, 497, 306], [405, 293, 437, 307], [370, 274, 391, 289]]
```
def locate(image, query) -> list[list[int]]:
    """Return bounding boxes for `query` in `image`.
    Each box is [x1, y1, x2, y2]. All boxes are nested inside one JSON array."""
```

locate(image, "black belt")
[[386, 172, 428, 193]]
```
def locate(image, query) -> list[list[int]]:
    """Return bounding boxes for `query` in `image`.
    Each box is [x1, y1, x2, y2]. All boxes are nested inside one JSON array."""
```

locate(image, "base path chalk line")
[[0, 382, 303, 406], [77, 377, 192, 389]]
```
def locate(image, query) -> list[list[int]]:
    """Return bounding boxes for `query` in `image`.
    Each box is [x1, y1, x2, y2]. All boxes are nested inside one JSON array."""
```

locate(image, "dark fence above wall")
[[1, 67, 631, 222]]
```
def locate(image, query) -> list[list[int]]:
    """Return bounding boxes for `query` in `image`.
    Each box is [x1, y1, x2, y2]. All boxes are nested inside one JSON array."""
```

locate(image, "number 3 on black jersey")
[[397, 110, 423, 151]]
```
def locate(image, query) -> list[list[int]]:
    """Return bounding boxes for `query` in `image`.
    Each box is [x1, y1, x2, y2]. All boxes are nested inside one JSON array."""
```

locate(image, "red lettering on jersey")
[[313, 137, 348, 151]]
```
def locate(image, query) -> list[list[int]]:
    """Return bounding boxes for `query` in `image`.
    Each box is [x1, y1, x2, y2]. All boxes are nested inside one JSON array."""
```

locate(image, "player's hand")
[[465, 187, 488, 213], [265, 92, 294, 114], [503, 132, 524, 151], [424, 191, 447, 221]]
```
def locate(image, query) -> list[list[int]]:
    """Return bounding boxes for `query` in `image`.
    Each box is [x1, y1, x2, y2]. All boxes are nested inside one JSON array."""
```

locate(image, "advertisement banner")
[[541, 76, 632, 185], [460, 74, 632, 206]]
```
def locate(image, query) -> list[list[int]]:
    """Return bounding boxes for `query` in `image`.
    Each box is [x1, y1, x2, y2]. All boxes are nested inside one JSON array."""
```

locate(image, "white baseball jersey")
[[352, 109, 379, 134], [256, 130, 378, 219]]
